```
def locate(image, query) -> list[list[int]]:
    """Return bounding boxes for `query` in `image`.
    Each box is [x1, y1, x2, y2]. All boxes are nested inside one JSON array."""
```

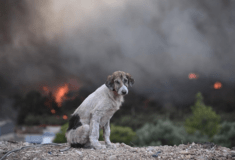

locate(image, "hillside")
[[1, 141, 235, 160]]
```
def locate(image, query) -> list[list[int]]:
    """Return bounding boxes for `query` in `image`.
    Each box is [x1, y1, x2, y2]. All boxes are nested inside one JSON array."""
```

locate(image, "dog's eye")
[[115, 81, 120, 84]]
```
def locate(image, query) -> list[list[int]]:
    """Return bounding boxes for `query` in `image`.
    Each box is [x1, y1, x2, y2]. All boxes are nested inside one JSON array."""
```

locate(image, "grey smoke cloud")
[[0, 0, 235, 98]]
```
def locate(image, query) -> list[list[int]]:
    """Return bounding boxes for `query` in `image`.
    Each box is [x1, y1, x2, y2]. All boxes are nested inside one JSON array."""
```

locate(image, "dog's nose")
[[122, 90, 127, 95]]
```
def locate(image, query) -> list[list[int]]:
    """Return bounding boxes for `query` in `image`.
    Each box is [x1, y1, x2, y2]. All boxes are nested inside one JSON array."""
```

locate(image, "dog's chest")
[[99, 108, 118, 127]]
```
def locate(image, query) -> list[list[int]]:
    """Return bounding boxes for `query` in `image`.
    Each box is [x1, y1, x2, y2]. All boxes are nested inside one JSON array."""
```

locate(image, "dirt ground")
[[1, 141, 235, 160]]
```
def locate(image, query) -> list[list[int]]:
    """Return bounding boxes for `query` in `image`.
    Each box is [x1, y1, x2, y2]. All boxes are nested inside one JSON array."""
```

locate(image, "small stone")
[[121, 143, 132, 149], [186, 155, 191, 159], [115, 143, 120, 148], [0, 149, 5, 153], [140, 148, 145, 152], [75, 150, 83, 156], [23, 142, 30, 146], [108, 155, 117, 160], [146, 147, 154, 151], [131, 148, 138, 152], [179, 150, 189, 154], [196, 156, 208, 160], [192, 142, 195, 146]]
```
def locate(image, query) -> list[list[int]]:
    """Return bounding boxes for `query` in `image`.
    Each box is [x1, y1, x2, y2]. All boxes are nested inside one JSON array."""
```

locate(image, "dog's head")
[[105, 71, 134, 95]]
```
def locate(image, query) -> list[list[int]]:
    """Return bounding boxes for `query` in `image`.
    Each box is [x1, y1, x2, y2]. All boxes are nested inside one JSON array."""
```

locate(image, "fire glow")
[[41, 79, 80, 109], [63, 115, 68, 120], [51, 109, 56, 114], [54, 84, 69, 107], [214, 82, 222, 89], [188, 73, 198, 79]]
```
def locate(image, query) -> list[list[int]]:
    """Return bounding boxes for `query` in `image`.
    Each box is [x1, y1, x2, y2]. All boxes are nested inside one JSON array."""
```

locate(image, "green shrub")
[[113, 114, 160, 131], [133, 119, 209, 146], [185, 92, 220, 138], [53, 123, 136, 145], [99, 124, 136, 145], [133, 119, 185, 146], [212, 121, 235, 148], [53, 123, 68, 143]]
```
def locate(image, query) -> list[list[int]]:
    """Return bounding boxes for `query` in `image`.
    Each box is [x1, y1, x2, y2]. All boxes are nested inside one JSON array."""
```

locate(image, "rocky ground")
[[0, 141, 235, 160]]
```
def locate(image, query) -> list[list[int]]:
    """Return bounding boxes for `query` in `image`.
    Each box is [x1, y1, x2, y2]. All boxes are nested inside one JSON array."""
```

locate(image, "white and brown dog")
[[66, 71, 134, 149]]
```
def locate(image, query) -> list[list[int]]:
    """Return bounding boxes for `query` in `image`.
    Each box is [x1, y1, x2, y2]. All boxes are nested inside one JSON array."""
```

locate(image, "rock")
[[0, 149, 5, 153], [23, 142, 31, 146], [115, 143, 120, 148], [108, 155, 117, 160], [196, 156, 208, 160], [75, 150, 83, 156], [131, 148, 138, 152], [185, 155, 191, 159], [179, 150, 189, 154], [146, 146, 154, 152], [0, 141, 233, 160]]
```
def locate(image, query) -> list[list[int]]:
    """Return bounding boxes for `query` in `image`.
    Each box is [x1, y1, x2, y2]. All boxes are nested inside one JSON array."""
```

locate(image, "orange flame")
[[51, 109, 56, 114], [188, 73, 198, 79], [214, 82, 222, 89], [63, 115, 68, 120], [54, 84, 69, 107]]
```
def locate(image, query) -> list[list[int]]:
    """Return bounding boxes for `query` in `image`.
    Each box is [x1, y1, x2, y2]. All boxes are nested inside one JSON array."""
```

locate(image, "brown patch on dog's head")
[[105, 75, 115, 91], [105, 71, 134, 93], [125, 73, 135, 87]]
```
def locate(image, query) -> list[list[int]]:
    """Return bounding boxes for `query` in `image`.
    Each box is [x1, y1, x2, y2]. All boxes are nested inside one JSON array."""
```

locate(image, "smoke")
[[0, 0, 235, 101]]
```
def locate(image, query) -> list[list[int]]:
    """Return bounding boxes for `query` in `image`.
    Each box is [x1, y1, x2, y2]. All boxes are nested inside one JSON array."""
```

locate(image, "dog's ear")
[[105, 75, 114, 90], [126, 73, 134, 87]]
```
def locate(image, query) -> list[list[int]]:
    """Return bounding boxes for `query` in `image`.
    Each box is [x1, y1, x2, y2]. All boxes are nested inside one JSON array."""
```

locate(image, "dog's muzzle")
[[118, 85, 128, 95]]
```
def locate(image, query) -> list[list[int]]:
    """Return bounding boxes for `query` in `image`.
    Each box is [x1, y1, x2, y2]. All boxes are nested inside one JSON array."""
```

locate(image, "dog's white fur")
[[66, 71, 134, 149]]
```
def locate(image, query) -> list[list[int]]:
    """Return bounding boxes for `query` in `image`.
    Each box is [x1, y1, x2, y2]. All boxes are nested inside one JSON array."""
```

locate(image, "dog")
[[66, 71, 134, 149]]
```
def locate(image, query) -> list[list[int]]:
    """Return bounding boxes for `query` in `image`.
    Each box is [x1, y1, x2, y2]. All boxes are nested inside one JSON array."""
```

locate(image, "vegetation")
[[212, 121, 235, 148], [99, 124, 136, 145], [133, 119, 209, 146], [53, 123, 68, 143], [53, 123, 136, 145], [185, 92, 221, 138], [13, 89, 235, 148], [13, 90, 84, 125]]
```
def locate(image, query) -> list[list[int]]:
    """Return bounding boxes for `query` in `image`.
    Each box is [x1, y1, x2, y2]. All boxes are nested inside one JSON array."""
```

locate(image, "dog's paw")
[[94, 144, 106, 150], [106, 143, 116, 149]]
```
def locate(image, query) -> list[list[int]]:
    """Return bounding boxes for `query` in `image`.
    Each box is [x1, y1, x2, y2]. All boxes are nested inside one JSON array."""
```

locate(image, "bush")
[[99, 124, 136, 145], [212, 121, 235, 148], [133, 119, 209, 146], [134, 119, 185, 146], [53, 123, 68, 143], [53, 123, 136, 145], [113, 115, 159, 131], [185, 92, 220, 138]]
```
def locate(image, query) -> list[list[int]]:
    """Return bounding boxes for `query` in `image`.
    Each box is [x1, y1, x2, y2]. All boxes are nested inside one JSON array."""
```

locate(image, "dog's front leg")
[[89, 113, 106, 149], [103, 120, 116, 149]]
